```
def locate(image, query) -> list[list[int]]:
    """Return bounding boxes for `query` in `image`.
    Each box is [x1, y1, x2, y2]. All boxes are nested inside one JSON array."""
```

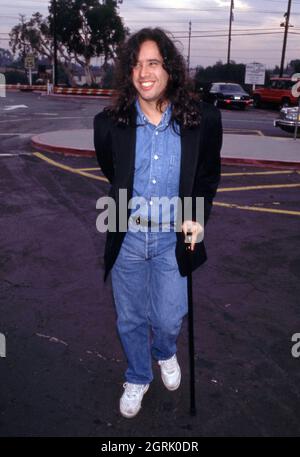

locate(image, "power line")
[[219, 47, 300, 51], [125, 6, 300, 13], [122, 6, 300, 14], [174, 32, 293, 38], [171, 28, 297, 33], [264, 0, 300, 2], [126, 19, 271, 24], [1, 27, 298, 37], [171, 27, 300, 32]]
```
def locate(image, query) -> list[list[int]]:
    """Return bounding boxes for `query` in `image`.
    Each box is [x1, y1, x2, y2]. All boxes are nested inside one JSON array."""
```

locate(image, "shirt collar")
[[135, 98, 172, 129]]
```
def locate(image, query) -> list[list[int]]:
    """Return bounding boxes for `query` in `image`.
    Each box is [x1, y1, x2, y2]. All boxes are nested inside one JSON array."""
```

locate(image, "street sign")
[[24, 54, 35, 86], [24, 54, 35, 69], [245, 62, 266, 85]]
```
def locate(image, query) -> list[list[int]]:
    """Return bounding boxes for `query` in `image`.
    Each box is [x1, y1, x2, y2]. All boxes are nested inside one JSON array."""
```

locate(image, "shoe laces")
[[159, 355, 177, 373], [123, 382, 146, 399]]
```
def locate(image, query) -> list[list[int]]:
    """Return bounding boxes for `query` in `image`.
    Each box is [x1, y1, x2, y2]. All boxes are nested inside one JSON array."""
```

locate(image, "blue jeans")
[[111, 228, 188, 384]]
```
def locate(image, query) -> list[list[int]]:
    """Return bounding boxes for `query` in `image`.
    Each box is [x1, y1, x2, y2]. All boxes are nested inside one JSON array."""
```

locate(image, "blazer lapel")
[[113, 108, 137, 195], [179, 126, 201, 197]]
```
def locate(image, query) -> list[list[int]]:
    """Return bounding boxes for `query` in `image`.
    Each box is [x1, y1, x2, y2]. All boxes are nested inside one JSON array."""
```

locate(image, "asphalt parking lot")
[[1, 143, 300, 437]]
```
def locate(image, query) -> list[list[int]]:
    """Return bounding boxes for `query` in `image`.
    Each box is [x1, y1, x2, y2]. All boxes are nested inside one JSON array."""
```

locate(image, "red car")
[[253, 77, 298, 109]]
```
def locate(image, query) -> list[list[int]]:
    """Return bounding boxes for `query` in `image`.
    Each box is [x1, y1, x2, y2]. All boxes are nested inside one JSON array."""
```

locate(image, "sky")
[[0, 0, 299, 69]]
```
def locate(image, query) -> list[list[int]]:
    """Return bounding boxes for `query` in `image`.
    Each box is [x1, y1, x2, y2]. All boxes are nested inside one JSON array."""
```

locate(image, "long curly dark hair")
[[106, 27, 202, 129]]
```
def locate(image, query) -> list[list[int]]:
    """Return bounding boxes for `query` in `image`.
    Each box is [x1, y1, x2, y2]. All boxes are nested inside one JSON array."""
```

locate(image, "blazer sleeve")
[[93, 111, 114, 184], [193, 104, 223, 225]]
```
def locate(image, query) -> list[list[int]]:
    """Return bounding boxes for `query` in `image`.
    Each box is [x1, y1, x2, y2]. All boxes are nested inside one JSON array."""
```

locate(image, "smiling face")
[[131, 40, 170, 108]]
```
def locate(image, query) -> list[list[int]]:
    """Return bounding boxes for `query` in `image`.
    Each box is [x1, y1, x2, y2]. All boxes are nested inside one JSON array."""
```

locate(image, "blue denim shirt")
[[129, 99, 181, 231]]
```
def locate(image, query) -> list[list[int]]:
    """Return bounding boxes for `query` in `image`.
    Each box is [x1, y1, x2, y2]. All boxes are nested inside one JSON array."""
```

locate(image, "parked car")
[[253, 77, 298, 109], [274, 106, 300, 134], [207, 82, 253, 109]]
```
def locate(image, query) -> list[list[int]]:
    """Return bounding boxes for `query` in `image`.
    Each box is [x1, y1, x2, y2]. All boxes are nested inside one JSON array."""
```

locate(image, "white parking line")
[[0, 152, 34, 157], [224, 128, 264, 136], [3, 105, 28, 111], [0, 133, 33, 136], [34, 113, 58, 116]]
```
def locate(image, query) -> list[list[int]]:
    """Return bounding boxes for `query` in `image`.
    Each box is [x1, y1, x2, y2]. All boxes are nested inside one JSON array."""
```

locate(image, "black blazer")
[[94, 101, 222, 280]]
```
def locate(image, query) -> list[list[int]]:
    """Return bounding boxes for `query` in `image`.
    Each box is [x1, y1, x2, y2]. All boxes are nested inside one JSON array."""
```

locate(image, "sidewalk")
[[222, 134, 300, 168], [31, 130, 300, 168], [32, 130, 95, 157]]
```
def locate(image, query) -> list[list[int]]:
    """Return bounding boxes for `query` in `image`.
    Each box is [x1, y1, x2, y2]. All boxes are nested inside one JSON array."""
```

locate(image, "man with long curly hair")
[[94, 28, 222, 418]]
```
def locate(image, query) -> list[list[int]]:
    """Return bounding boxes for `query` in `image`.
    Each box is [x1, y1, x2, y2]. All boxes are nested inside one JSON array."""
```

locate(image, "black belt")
[[134, 216, 154, 228], [134, 216, 175, 229]]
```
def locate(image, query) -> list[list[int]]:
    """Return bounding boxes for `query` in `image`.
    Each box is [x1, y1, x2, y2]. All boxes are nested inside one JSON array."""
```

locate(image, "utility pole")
[[227, 0, 234, 65], [279, 0, 292, 77], [187, 21, 192, 74], [20, 14, 27, 64], [53, 0, 58, 86]]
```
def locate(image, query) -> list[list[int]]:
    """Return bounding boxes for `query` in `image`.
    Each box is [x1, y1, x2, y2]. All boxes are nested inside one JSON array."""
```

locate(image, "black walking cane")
[[186, 230, 196, 416]]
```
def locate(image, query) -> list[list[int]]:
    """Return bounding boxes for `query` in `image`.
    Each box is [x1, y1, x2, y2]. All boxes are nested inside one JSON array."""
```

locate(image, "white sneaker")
[[158, 354, 181, 391], [120, 382, 149, 418]]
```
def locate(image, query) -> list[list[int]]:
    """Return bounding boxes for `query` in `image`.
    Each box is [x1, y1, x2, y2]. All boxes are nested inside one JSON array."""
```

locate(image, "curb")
[[5, 85, 115, 96], [6, 84, 47, 91], [222, 156, 300, 170], [44, 93, 111, 100], [31, 136, 95, 158], [54, 87, 114, 96]]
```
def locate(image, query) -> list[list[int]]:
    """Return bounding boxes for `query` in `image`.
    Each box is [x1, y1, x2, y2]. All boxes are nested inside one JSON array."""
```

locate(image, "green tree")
[[9, 13, 81, 86], [4, 70, 27, 84], [100, 62, 115, 88], [48, 0, 127, 85], [194, 60, 246, 85], [290, 59, 300, 74], [9, 14, 31, 63], [0, 48, 14, 66]]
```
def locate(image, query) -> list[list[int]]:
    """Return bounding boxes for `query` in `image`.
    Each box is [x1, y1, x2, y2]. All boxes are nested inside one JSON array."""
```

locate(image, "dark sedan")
[[208, 82, 253, 109]]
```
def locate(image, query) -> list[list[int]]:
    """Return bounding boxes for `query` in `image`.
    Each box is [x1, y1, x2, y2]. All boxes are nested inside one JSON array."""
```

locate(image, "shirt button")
[[155, 131, 159, 135], [154, 154, 159, 160], [152, 179, 156, 184], [149, 200, 153, 206]]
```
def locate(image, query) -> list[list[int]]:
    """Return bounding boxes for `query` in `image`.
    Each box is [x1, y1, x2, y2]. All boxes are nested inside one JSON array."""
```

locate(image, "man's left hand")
[[182, 220, 204, 251]]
